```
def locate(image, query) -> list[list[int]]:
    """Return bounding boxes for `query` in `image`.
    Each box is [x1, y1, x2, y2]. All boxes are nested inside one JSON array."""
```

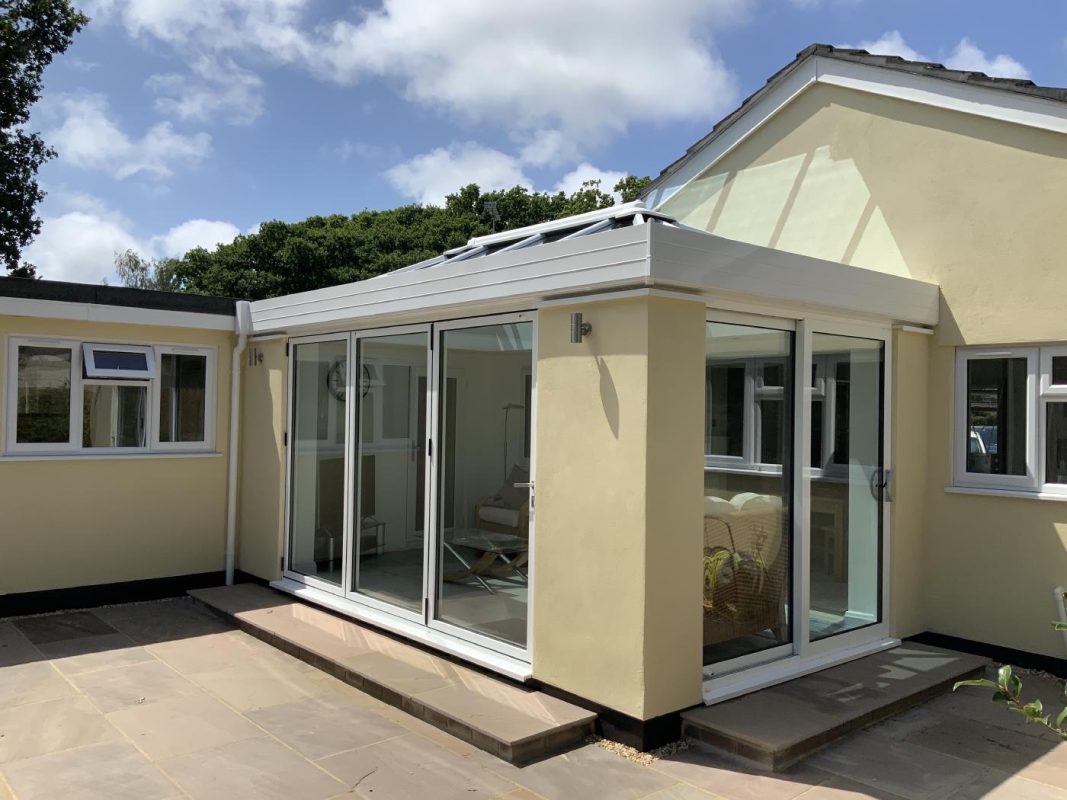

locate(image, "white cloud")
[[148, 56, 264, 125], [385, 142, 532, 206], [44, 93, 211, 179], [844, 31, 1030, 79], [945, 38, 1030, 79], [844, 31, 924, 62], [151, 219, 242, 257], [553, 164, 627, 198], [87, 0, 750, 141], [23, 192, 241, 284]]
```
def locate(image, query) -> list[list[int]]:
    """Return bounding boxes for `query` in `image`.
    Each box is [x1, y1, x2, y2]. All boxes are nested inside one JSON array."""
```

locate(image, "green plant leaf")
[[993, 691, 1013, 704], [954, 679, 999, 691], [1056, 707, 1067, 729], [998, 665, 1013, 688], [1024, 700, 1045, 719]]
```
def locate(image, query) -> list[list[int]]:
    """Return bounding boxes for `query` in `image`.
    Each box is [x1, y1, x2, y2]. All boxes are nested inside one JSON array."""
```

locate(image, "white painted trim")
[[270, 577, 533, 681], [0, 451, 223, 462], [150, 346, 219, 453], [0, 296, 235, 331], [894, 325, 934, 336], [703, 636, 899, 705], [944, 486, 1067, 502]]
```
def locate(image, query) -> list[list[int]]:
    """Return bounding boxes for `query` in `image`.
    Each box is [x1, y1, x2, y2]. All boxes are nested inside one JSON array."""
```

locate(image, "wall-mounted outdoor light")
[[570, 312, 592, 344]]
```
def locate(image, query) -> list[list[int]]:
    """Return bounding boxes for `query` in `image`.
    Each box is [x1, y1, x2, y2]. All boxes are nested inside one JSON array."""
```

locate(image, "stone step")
[[189, 584, 595, 764], [683, 643, 989, 771]]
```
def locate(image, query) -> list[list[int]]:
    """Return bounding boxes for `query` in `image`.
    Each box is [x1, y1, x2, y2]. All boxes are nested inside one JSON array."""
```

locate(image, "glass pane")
[[436, 322, 533, 648], [159, 354, 207, 443], [703, 322, 793, 666], [706, 362, 745, 457], [16, 346, 72, 444], [1047, 404, 1067, 484], [810, 333, 883, 642], [1053, 357, 1067, 387], [966, 357, 1027, 475], [289, 340, 347, 586], [93, 350, 148, 371], [811, 399, 824, 467], [82, 385, 147, 447], [353, 332, 428, 612]]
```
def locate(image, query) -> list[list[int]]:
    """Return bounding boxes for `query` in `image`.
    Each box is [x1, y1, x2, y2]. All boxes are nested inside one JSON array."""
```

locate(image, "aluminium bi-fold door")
[[285, 313, 535, 662]]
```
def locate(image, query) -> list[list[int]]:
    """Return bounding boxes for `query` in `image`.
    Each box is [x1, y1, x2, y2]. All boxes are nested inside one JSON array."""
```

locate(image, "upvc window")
[[5, 337, 216, 456], [954, 347, 1043, 491], [705, 355, 790, 471]]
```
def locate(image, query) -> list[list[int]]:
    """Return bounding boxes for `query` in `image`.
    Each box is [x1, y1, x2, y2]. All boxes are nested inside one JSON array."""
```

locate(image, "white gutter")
[[225, 301, 253, 585]]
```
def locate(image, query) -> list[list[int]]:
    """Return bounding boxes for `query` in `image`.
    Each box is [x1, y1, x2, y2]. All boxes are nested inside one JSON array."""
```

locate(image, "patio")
[[2, 598, 1067, 800]]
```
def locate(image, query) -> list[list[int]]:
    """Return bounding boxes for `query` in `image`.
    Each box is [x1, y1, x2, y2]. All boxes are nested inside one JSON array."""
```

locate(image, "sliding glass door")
[[703, 314, 889, 681]]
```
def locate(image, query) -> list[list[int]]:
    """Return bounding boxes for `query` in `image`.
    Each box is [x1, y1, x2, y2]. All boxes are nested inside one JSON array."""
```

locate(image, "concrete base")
[[683, 643, 989, 770], [189, 584, 596, 764]]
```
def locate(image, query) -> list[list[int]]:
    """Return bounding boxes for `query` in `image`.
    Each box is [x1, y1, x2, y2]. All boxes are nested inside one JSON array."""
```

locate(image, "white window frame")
[[151, 346, 218, 452], [81, 378, 151, 452], [6, 337, 81, 453], [705, 355, 793, 474], [953, 347, 1039, 492], [82, 342, 157, 380], [5, 335, 216, 456]]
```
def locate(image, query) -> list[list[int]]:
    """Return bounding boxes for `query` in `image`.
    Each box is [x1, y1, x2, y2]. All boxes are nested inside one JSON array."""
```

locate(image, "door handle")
[[868, 468, 892, 502], [513, 482, 533, 488]]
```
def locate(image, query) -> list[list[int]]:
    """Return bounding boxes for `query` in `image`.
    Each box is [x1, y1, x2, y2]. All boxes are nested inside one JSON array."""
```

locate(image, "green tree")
[[1, 0, 88, 277], [171, 176, 650, 300], [613, 175, 651, 203], [114, 249, 183, 292]]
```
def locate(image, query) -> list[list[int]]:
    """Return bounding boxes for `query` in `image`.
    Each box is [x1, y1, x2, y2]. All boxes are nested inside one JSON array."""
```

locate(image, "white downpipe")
[[225, 301, 253, 585]]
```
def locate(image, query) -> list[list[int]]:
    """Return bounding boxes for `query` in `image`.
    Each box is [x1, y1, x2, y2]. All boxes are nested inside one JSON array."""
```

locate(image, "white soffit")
[[647, 55, 1067, 208]]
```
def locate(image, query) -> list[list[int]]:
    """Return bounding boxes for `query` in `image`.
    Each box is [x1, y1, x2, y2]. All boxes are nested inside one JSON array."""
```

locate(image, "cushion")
[[736, 493, 783, 512], [478, 505, 522, 528], [704, 496, 736, 518], [493, 465, 530, 509]]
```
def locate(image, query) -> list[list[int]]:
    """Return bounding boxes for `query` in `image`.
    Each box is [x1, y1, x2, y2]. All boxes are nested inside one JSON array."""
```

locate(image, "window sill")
[[0, 451, 223, 462], [944, 485, 1067, 502]]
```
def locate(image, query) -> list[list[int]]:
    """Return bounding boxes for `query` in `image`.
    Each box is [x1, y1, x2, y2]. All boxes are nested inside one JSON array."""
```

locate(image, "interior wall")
[[0, 316, 233, 595], [236, 338, 287, 582], [660, 82, 1067, 657]]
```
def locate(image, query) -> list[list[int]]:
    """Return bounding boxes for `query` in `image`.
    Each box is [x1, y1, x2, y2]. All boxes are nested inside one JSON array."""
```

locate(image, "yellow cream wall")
[[236, 339, 287, 582], [662, 83, 1067, 656], [533, 296, 704, 720], [0, 316, 234, 595]]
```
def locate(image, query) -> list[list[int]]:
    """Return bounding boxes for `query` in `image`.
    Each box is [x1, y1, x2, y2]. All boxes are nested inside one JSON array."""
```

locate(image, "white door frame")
[[702, 310, 894, 702], [345, 323, 433, 625], [425, 311, 536, 662], [282, 332, 352, 598]]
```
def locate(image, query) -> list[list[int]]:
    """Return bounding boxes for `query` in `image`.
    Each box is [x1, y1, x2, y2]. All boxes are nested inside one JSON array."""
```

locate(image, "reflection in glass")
[[353, 332, 429, 612], [289, 340, 347, 585], [436, 322, 533, 648], [965, 358, 1027, 476], [83, 385, 147, 447], [703, 322, 793, 665], [809, 333, 883, 642], [16, 346, 72, 444], [159, 353, 207, 443], [1047, 403, 1067, 484]]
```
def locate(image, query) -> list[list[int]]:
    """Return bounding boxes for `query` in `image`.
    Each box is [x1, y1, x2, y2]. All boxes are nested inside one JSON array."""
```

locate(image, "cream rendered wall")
[[236, 339, 287, 582], [533, 296, 704, 720], [662, 82, 1067, 657], [0, 316, 233, 595]]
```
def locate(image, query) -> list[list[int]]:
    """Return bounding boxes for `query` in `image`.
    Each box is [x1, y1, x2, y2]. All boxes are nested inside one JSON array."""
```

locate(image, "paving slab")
[[190, 583, 595, 763], [683, 643, 988, 770]]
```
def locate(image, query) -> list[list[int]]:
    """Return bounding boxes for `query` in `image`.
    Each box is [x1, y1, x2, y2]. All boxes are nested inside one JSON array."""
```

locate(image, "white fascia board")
[[649, 224, 939, 326], [250, 224, 652, 333], [814, 57, 1067, 136], [646, 60, 818, 208], [0, 296, 235, 331], [649, 55, 1067, 211]]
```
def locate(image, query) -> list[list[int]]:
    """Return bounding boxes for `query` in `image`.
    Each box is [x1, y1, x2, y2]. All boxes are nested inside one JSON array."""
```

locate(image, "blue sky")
[[23, 0, 1067, 284]]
